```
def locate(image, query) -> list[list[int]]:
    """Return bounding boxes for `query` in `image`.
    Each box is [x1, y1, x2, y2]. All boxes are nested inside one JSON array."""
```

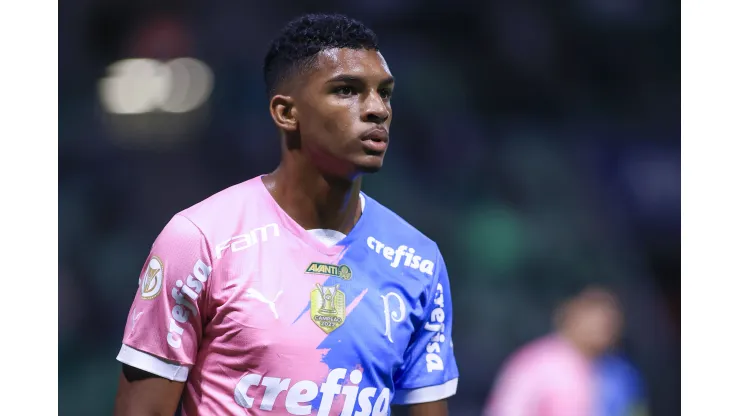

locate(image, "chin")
[[354, 155, 385, 174], [357, 164, 382, 174]]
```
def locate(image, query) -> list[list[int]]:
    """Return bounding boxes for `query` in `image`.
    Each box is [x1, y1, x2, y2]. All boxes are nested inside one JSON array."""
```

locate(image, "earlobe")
[[269, 95, 298, 132]]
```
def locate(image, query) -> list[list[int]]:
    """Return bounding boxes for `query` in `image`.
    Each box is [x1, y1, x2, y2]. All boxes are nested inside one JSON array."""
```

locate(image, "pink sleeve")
[[121, 214, 213, 366]]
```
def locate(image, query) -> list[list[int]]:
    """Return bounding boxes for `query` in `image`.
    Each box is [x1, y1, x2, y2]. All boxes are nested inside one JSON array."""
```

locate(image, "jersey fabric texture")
[[117, 176, 459, 415]]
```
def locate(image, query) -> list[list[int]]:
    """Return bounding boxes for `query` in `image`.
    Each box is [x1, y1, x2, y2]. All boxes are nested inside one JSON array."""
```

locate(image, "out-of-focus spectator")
[[483, 287, 628, 416]]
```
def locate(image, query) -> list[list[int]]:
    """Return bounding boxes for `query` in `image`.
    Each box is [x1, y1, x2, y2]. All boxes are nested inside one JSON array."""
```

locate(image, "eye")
[[334, 86, 356, 96], [379, 88, 393, 100]]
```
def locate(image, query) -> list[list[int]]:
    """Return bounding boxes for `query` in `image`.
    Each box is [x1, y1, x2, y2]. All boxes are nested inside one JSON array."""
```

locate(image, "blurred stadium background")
[[58, 0, 679, 415]]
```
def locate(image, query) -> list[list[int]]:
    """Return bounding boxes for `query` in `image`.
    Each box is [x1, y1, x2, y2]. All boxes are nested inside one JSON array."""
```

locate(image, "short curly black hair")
[[263, 13, 380, 96]]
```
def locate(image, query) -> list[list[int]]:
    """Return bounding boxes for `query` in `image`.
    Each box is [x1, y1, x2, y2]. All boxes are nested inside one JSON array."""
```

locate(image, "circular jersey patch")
[[141, 256, 164, 299]]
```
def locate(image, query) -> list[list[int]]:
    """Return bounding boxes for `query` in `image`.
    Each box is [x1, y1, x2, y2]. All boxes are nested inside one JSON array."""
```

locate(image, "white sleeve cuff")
[[116, 344, 190, 382], [392, 378, 459, 405]]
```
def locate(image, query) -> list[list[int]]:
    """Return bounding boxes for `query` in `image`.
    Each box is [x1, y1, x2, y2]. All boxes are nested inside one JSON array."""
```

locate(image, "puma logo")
[[130, 308, 144, 333], [245, 288, 283, 319]]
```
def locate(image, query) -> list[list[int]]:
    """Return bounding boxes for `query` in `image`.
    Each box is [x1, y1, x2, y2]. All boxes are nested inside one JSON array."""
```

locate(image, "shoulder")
[[151, 176, 273, 263], [361, 194, 442, 277], [177, 177, 264, 226], [165, 176, 271, 243], [362, 193, 438, 249], [508, 337, 577, 373]]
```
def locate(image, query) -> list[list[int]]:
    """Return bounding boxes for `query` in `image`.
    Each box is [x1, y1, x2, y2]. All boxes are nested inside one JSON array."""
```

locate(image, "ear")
[[269, 94, 298, 132]]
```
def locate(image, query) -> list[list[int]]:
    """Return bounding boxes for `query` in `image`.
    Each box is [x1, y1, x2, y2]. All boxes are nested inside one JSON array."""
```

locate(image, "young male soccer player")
[[113, 13, 459, 416]]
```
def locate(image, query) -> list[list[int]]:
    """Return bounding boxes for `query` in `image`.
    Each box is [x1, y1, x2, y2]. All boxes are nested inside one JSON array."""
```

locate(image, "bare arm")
[[392, 399, 449, 416], [114, 364, 185, 416]]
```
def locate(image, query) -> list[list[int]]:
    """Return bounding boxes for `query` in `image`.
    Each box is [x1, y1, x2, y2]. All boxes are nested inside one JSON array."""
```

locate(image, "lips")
[[360, 128, 389, 143], [360, 128, 389, 153]]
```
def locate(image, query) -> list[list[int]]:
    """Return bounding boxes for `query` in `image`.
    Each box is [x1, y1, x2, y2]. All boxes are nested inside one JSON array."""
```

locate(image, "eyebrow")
[[325, 74, 395, 86]]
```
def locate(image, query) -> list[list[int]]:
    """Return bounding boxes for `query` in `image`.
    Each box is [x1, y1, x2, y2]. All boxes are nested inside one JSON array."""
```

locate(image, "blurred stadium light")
[[97, 57, 214, 148], [99, 58, 213, 115]]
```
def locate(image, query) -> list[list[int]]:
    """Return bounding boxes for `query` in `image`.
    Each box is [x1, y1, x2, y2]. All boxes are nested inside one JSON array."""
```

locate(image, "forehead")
[[307, 48, 392, 83]]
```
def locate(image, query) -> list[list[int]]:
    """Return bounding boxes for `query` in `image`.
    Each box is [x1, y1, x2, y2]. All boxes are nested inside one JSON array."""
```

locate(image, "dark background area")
[[59, 0, 680, 414]]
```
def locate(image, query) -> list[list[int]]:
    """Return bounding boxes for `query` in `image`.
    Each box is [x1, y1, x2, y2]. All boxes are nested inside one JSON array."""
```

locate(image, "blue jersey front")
[[297, 192, 460, 412]]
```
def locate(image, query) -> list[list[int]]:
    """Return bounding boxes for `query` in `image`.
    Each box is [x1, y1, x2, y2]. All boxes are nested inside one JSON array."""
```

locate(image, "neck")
[[263, 158, 363, 234]]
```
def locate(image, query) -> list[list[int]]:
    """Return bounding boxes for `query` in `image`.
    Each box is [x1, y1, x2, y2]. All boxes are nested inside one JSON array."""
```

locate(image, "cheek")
[[299, 94, 362, 149], [321, 104, 356, 135], [321, 116, 349, 137]]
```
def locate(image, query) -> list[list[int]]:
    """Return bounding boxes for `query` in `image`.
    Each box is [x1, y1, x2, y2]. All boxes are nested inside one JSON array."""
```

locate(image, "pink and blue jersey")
[[117, 176, 459, 415]]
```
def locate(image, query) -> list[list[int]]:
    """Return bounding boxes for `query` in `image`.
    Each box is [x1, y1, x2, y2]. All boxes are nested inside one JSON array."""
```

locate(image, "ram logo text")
[[216, 223, 279, 258]]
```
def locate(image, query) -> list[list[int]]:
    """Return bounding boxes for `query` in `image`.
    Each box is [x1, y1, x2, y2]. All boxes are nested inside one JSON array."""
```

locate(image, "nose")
[[362, 91, 390, 124]]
